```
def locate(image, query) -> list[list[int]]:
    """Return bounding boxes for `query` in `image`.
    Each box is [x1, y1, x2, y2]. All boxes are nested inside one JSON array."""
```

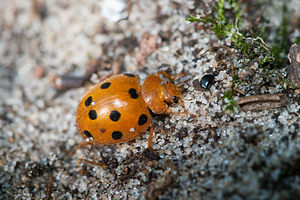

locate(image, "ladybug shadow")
[[80, 144, 120, 169], [71, 137, 160, 171]]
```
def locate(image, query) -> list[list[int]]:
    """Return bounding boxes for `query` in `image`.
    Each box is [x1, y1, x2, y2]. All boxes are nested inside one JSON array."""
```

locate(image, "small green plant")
[[186, 15, 199, 23], [223, 90, 237, 112], [192, 0, 239, 38]]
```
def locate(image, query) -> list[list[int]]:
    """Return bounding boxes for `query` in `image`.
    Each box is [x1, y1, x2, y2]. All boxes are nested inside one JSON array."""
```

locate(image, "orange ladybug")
[[75, 71, 185, 153]]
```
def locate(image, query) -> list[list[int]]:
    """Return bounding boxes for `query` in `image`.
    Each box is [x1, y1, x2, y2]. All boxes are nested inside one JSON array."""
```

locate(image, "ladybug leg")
[[165, 108, 198, 119], [165, 108, 188, 116], [178, 98, 185, 108], [177, 100, 198, 119], [77, 158, 108, 169], [165, 98, 187, 115], [71, 143, 108, 169], [147, 123, 155, 153], [69, 141, 94, 156], [156, 71, 176, 80]]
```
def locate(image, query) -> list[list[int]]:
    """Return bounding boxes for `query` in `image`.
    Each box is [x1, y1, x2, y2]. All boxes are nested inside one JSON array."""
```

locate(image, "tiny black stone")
[[85, 96, 92, 107], [200, 74, 214, 89], [88, 110, 97, 120], [128, 88, 138, 99], [138, 114, 148, 126], [112, 131, 123, 140], [110, 110, 121, 122], [124, 73, 135, 77], [83, 130, 93, 139], [100, 82, 111, 89]]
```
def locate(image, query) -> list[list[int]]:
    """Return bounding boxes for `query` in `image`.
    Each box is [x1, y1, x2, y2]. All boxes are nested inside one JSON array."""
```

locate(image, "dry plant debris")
[[287, 43, 300, 88], [237, 94, 288, 111]]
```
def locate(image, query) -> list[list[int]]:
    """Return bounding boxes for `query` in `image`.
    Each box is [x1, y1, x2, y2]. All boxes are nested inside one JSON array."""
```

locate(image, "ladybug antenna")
[[178, 98, 185, 108]]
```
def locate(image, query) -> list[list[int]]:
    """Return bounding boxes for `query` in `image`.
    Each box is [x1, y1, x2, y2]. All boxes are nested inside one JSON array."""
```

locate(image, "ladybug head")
[[164, 81, 185, 107]]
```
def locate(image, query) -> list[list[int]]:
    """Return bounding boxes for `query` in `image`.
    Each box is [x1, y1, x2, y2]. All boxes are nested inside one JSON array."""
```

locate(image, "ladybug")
[[75, 71, 185, 153]]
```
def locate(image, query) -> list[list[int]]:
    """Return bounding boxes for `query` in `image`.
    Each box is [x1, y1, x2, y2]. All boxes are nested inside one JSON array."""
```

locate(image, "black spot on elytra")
[[100, 82, 111, 89], [110, 110, 121, 122], [88, 110, 97, 120], [85, 96, 92, 107], [100, 129, 105, 133], [128, 88, 138, 99], [112, 131, 123, 140], [124, 73, 135, 77], [84, 130, 93, 139], [138, 114, 148, 126]]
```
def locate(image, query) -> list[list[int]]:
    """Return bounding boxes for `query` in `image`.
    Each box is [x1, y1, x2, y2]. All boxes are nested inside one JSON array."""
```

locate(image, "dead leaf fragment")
[[49, 74, 84, 90], [237, 94, 288, 111]]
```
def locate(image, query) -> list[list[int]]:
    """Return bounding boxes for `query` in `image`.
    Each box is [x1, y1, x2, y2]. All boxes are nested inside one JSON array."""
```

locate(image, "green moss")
[[187, 0, 240, 37], [201, 0, 236, 37], [187, 0, 294, 71], [186, 15, 199, 23], [223, 90, 237, 112]]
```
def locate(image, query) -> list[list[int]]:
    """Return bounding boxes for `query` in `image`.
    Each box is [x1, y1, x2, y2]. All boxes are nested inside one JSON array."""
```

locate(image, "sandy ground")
[[0, 0, 299, 199]]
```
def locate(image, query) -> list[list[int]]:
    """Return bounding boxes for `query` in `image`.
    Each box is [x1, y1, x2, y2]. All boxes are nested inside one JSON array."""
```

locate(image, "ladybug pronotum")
[[75, 71, 185, 153]]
